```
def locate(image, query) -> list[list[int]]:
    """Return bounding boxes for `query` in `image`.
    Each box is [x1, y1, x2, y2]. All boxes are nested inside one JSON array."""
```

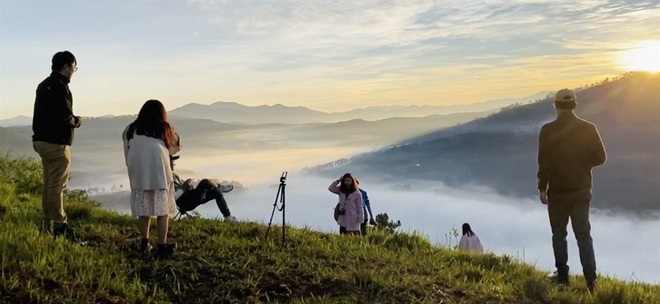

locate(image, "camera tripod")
[[265, 171, 287, 249]]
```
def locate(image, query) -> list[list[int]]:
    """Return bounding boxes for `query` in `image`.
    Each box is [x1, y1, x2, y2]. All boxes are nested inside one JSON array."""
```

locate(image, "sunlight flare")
[[619, 40, 660, 73]]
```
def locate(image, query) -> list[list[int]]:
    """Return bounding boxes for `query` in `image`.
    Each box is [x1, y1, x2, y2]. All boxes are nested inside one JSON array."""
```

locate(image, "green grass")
[[1, 155, 659, 303]]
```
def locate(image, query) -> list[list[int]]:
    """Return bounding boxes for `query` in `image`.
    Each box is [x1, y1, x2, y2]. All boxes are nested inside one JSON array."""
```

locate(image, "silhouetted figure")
[[538, 88, 606, 292], [32, 51, 83, 238], [458, 223, 484, 253]]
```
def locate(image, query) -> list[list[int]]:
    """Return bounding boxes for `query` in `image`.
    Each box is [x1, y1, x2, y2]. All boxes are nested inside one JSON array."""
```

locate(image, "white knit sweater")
[[122, 126, 181, 190]]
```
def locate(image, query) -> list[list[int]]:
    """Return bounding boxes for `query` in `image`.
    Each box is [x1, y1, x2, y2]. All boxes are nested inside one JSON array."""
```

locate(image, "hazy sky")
[[1, 0, 659, 119]]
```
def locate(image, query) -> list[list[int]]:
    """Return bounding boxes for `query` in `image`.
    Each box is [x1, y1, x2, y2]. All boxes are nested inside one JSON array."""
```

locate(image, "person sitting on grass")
[[173, 173, 238, 222], [458, 223, 484, 253]]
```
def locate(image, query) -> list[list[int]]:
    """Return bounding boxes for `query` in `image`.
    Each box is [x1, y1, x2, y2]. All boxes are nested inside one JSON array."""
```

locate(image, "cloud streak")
[[0, 0, 658, 118]]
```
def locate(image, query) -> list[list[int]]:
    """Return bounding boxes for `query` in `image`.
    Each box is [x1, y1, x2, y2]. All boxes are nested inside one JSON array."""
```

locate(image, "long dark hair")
[[125, 99, 178, 148], [462, 223, 475, 237], [339, 173, 358, 194]]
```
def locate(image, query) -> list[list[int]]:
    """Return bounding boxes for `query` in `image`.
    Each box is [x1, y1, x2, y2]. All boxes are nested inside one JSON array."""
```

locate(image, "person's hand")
[[183, 179, 195, 192], [539, 190, 549, 205], [369, 218, 377, 226], [76, 116, 85, 127]]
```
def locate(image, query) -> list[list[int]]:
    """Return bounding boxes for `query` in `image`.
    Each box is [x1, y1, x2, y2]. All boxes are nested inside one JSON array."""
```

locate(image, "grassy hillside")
[[1, 155, 659, 303]]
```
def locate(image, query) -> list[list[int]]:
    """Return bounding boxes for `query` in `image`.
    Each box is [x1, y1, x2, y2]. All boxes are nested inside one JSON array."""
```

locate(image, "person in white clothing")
[[123, 99, 180, 259], [458, 223, 484, 253]]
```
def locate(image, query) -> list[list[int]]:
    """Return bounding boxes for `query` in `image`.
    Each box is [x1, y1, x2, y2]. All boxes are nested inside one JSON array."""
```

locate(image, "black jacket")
[[537, 113, 607, 193], [32, 72, 81, 145]]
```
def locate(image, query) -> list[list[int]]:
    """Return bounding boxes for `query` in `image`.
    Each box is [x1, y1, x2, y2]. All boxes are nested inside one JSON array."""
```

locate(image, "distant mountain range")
[[0, 110, 489, 157], [166, 92, 550, 124], [308, 72, 660, 214], [0, 92, 548, 127], [0, 115, 31, 127], [0, 109, 490, 191]]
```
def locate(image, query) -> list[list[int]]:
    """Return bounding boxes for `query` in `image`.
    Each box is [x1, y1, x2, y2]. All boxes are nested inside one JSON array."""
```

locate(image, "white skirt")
[[130, 183, 177, 217]]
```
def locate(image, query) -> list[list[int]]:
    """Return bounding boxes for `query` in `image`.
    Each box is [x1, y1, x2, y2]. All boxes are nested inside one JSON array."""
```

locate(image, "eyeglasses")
[[70, 65, 78, 72]]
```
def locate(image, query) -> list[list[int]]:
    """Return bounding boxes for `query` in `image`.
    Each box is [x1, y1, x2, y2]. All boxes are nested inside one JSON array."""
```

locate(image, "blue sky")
[[0, 0, 658, 119]]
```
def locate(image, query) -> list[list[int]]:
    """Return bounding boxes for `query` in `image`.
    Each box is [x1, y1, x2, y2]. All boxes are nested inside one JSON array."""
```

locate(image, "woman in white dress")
[[122, 99, 181, 258], [458, 223, 484, 253]]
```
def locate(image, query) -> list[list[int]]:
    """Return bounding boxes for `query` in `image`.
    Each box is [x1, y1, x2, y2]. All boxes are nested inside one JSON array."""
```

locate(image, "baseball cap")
[[555, 88, 577, 103]]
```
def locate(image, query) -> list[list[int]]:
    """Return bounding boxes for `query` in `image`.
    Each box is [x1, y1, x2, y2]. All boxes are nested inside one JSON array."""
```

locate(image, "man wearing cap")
[[537, 88, 606, 292], [32, 51, 84, 238]]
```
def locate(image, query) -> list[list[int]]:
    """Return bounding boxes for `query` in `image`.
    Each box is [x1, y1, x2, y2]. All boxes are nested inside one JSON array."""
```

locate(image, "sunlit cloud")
[[0, 0, 658, 118]]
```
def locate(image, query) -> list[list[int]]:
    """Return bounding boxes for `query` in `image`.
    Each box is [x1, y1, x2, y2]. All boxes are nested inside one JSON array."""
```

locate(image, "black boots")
[[548, 269, 598, 292], [587, 279, 598, 293], [138, 238, 175, 259], [53, 223, 74, 239], [139, 238, 153, 253], [154, 243, 176, 260], [547, 269, 569, 287]]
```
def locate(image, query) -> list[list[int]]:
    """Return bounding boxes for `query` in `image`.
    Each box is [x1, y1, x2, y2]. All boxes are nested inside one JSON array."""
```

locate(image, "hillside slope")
[[310, 72, 660, 213], [2, 156, 659, 303]]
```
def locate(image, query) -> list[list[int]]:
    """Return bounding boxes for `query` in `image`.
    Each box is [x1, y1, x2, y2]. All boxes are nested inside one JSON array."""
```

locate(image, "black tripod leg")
[[281, 182, 286, 249], [265, 183, 282, 241]]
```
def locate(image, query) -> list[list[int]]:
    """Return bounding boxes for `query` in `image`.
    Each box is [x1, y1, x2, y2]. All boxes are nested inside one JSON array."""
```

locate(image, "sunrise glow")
[[620, 40, 660, 73]]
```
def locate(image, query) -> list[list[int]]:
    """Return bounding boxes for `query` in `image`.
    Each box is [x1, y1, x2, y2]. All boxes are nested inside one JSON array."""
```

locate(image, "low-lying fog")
[[78, 147, 660, 284]]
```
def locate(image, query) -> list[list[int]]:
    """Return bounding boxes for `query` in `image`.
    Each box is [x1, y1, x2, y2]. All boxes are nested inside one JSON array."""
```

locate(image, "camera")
[[169, 155, 180, 170]]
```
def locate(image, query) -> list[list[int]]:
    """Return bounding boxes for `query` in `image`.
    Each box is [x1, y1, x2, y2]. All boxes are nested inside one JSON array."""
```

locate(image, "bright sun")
[[619, 40, 660, 73]]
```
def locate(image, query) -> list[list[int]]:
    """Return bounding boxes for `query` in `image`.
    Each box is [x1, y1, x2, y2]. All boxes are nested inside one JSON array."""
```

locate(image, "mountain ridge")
[[307, 72, 660, 214], [0, 91, 549, 127]]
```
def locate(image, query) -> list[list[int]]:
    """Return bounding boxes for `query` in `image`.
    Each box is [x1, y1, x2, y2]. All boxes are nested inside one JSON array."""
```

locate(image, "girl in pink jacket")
[[328, 173, 364, 235]]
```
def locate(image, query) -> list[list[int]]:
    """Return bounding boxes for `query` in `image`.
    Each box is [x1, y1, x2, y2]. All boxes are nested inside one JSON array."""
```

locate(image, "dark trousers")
[[547, 190, 596, 282], [360, 220, 368, 236], [176, 179, 231, 217], [339, 226, 359, 235]]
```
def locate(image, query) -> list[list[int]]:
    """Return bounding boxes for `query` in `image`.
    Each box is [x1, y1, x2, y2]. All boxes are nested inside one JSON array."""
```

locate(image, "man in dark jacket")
[[32, 51, 83, 238], [538, 88, 606, 292]]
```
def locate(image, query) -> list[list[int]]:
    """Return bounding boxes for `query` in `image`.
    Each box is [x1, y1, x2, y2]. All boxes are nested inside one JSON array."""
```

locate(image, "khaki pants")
[[33, 141, 70, 224]]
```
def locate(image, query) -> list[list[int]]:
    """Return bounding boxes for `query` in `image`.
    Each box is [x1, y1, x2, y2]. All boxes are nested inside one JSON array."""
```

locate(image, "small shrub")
[[0, 154, 43, 194], [374, 213, 401, 233], [64, 189, 91, 202]]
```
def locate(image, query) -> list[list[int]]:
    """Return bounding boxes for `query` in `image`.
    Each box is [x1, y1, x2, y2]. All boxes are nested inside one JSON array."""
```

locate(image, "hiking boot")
[[53, 223, 75, 239], [139, 238, 153, 253], [547, 271, 569, 286], [224, 215, 238, 222], [154, 243, 176, 260], [587, 280, 598, 293]]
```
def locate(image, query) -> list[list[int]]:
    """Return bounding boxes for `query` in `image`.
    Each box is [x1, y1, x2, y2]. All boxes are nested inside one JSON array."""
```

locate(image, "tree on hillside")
[[374, 213, 401, 233]]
